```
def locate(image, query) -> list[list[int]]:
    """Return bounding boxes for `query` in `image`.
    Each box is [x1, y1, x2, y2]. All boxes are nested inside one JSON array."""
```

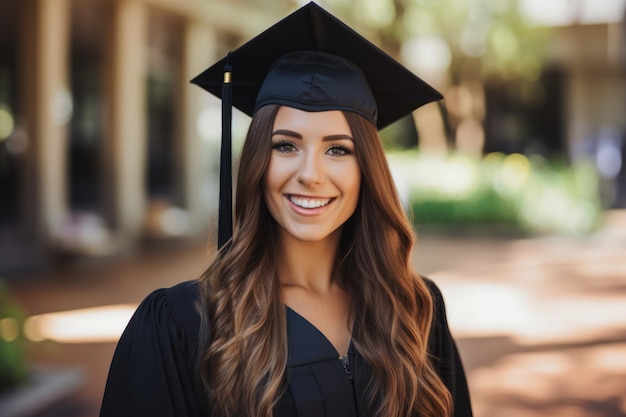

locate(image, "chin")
[[288, 231, 329, 243], [282, 225, 342, 244]]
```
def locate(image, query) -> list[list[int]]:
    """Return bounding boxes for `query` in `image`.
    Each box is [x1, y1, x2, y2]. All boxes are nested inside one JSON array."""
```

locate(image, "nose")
[[296, 152, 324, 186]]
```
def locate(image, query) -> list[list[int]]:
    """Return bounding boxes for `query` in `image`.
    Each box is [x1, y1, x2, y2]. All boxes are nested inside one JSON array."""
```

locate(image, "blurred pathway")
[[6, 210, 626, 417], [414, 210, 626, 417]]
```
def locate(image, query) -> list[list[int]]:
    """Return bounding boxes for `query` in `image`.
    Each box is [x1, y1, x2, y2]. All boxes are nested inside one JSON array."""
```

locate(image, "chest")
[[275, 308, 370, 417]]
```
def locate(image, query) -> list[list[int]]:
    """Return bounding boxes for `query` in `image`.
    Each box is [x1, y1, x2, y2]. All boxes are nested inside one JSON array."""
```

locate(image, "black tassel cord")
[[218, 59, 233, 249]]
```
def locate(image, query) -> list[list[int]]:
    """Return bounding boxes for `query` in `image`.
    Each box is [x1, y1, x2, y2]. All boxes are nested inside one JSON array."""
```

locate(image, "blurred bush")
[[0, 279, 29, 392], [388, 151, 601, 235]]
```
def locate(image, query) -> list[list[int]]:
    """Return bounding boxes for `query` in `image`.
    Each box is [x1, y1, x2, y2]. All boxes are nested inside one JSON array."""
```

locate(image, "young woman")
[[100, 4, 472, 417]]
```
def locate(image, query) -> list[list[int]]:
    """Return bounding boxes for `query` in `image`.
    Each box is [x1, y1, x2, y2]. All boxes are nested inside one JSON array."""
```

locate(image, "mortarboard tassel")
[[218, 57, 233, 249]]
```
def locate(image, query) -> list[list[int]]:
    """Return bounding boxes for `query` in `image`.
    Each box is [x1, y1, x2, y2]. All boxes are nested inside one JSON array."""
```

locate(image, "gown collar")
[[286, 306, 353, 367]]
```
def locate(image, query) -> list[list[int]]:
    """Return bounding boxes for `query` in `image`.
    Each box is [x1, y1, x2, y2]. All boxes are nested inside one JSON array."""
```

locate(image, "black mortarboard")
[[191, 1, 442, 248]]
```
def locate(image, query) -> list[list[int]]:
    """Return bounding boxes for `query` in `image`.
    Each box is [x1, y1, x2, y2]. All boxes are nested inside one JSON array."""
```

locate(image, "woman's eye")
[[327, 146, 352, 156], [272, 141, 297, 153]]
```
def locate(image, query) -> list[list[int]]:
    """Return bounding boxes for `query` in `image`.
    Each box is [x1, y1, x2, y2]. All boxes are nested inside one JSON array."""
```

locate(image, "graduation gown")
[[100, 280, 472, 417]]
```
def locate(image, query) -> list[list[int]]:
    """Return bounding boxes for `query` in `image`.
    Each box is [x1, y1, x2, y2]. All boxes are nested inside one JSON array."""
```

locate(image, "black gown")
[[100, 280, 472, 417]]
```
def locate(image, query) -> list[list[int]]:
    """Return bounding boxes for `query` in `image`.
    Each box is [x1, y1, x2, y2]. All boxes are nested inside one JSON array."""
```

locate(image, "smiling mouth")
[[288, 195, 333, 209]]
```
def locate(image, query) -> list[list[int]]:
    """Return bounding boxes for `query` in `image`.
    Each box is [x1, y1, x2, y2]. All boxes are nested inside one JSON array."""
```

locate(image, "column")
[[103, 0, 148, 247], [19, 0, 71, 243], [178, 21, 218, 233]]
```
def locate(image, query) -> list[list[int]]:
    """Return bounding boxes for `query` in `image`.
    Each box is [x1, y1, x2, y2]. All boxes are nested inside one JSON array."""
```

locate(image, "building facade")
[[0, 0, 624, 274], [0, 0, 283, 273]]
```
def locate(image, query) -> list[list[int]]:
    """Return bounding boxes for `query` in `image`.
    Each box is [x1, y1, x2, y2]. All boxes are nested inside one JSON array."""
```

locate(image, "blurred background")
[[0, 0, 625, 416]]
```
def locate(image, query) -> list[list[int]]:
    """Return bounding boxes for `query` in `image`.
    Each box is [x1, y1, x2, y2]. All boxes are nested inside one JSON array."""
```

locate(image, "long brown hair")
[[199, 105, 452, 417]]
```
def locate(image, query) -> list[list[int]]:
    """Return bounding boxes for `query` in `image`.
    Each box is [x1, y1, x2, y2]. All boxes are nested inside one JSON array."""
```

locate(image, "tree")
[[322, 0, 550, 153]]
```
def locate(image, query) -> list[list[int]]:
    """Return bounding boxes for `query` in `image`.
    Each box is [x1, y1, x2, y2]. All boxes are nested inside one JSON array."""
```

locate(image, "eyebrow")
[[272, 129, 354, 142]]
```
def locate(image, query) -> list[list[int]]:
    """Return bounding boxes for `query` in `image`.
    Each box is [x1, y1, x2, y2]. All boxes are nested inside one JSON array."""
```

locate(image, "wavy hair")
[[198, 105, 452, 417]]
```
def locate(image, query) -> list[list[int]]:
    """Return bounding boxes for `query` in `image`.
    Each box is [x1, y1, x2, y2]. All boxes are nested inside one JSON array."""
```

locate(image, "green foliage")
[[0, 279, 29, 391], [388, 151, 602, 235]]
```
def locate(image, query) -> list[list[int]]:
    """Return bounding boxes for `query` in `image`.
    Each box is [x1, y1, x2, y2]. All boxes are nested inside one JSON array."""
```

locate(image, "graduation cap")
[[191, 1, 442, 249]]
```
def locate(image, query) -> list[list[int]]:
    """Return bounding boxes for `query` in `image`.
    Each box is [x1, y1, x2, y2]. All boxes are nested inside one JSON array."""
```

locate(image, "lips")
[[288, 195, 332, 209]]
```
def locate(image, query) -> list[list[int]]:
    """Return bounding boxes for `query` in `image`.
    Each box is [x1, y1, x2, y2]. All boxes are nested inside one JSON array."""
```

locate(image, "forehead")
[[272, 106, 352, 136]]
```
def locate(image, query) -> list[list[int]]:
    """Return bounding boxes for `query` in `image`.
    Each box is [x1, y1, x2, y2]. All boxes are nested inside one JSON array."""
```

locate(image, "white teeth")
[[289, 196, 331, 208]]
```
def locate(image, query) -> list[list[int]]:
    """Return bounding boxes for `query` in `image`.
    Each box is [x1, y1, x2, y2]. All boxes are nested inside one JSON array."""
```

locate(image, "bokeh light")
[[51, 88, 73, 126], [496, 153, 531, 195], [401, 34, 452, 76], [0, 105, 15, 140], [24, 305, 137, 344], [359, 0, 396, 28], [0, 317, 20, 342]]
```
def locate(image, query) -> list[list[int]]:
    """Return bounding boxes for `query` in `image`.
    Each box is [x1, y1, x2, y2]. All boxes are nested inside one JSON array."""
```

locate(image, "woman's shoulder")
[[159, 280, 201, 311], [419, 276, 474, 416], [101, 280, 208, 416], [134, 280, 203, 343], [421, 276, 445, 307], [419, 275, 450, 342], [163, 280, 203, 331]]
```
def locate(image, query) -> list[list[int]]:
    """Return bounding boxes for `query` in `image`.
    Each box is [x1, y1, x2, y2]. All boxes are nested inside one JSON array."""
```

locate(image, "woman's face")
[[263, 106, 361, 244]]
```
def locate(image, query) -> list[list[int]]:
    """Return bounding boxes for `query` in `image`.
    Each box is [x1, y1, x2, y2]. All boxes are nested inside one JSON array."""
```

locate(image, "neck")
[[275, 229, 341, 293]]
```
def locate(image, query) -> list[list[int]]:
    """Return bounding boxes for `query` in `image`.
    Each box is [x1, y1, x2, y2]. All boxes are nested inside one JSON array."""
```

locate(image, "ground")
[[6, 210, 626, 417]]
